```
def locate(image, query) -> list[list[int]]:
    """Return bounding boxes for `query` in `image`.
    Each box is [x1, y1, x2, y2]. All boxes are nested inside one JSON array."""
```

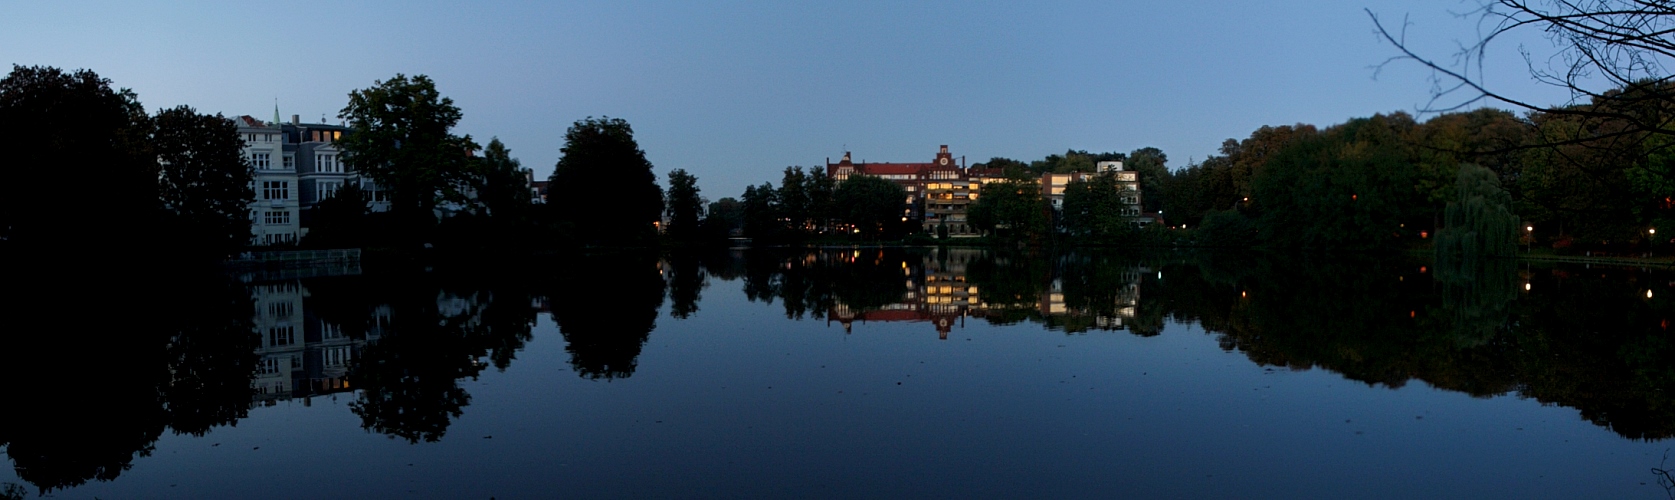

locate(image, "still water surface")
[[3, 248, 1675, 498]]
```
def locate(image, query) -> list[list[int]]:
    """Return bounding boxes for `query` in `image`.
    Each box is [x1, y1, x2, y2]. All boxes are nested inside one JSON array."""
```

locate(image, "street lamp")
[[1525, 225, 1533, 253]]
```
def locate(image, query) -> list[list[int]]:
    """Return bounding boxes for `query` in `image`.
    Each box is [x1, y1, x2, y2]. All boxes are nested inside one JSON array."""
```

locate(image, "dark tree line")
[[0, 66, 254, 258]]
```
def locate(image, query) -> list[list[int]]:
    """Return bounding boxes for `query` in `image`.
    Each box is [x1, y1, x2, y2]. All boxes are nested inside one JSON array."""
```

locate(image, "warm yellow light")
[[1524, 283, 1531, 291], [1649, 290, 1655, 299], [1526, 226, 1533, 232]]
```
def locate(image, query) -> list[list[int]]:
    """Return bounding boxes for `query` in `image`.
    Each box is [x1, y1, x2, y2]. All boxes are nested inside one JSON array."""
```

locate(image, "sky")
[[1, 1, 1576, 198]]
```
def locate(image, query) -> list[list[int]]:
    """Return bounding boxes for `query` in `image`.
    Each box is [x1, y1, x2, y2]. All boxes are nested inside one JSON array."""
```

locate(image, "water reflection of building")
[[250, 280, 375, 405], [1039, 267, 1145, 332], [828, 249, 1146, 338]]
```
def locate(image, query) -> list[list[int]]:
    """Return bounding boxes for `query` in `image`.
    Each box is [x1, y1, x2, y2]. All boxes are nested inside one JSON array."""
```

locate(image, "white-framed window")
[[267, 301, 293, 318], [268, 325, 294, 346], [251, 152, 270, 169], [317, 180, 341, 201], [317, 154, 338, 173], [264, 211, 291, 225], [257, 358, 280, 376], [322, 321, 344, 340], [283, 154, 295, 170], [324, 346, 351, 368], [262, 181, 290, 200]]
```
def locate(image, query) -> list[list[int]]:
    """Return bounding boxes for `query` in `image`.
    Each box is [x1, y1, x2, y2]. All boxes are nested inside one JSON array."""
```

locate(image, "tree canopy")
[[664, 168, 704, 241], [153, 105, 253, 255], [338, 74, 478, 220], [548, 117, 664, 245], [833, 175, 908, 239], [0, 65, 154, 251]]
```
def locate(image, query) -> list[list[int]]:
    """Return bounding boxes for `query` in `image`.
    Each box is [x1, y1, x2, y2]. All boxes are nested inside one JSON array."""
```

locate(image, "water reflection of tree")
[[0, 264, 255, 493], [666, 252, 708, 319], [545, 252, 666, 379], [330, 270, 537, 443], [1152, 253, 1675, 441], [965, 250, 1049, 325], [736, 248, 915, 320]]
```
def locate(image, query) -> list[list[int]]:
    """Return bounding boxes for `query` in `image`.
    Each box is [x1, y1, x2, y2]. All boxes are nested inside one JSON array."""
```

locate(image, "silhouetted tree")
[[665, 168, 705, 242], [545, 253, 666, 378], [473, 137, 532, 220], [0, 65, 154, 252], [834, 174, 908, 239], [548, 117, 663, 245], [153, 105, 253, 256], [338, 74, 478, 232]]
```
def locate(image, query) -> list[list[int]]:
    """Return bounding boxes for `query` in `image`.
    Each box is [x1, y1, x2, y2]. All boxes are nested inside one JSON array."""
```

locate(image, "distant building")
[[1042, 160, 1147, 228], [827, 145, 989, 235], [235, 113, 399, 246]]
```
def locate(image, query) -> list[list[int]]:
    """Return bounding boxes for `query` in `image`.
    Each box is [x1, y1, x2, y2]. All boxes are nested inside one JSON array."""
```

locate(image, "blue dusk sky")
[[2, 1, 1572, 198]]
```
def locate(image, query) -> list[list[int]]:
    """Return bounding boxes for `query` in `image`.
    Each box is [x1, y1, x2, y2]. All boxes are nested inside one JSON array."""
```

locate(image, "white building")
[[237, 115, 301, 246]]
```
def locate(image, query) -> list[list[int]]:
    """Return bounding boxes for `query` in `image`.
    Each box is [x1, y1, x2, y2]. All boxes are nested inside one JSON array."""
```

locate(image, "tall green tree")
[[968, 179, 1048, 242], [741, 183, 781, 240], [338, 74, 478, 224], [0, 65, 154, 251], [1251, 113, 1423, 251], [153, 105, 253, 255], [1062, 173, 1133, 240], [472, 138, 531, 220], [805, 171, 836, 233], [548, 117, 664, 245], [1125, 147, 1170, 213], [664, 168, 704, 241], [833, 175, 908, 239], [703, 197, 745, 239], [778, 167, 810, 235], [1436, 163, 1520, 259]]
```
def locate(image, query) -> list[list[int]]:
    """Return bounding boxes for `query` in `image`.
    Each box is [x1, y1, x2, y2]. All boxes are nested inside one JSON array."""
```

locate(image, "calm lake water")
[[4, 248, 1675, 498]]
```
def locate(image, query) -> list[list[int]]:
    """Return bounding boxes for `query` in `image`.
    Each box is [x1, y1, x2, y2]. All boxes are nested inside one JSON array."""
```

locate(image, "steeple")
[[272, 99, 281, 127]]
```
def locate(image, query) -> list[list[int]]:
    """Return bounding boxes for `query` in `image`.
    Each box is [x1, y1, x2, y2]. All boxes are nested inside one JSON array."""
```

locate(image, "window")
[[317, 181, 341, 201], [317, 154, 338, 173], [283, 154, 295, 170], [264, 211, 291, 225], [258, 358, 280, 376], [251, 152, 270, 169], [322, 321, 344, 340], [324, 346, 351, 368], [262, 181, 290, 200], [267, 301, 293, 318], [269, 326, 294, 346]]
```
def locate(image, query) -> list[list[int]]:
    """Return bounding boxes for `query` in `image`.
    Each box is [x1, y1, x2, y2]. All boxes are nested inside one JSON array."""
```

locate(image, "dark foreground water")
[[3, 248, 1675, 498]]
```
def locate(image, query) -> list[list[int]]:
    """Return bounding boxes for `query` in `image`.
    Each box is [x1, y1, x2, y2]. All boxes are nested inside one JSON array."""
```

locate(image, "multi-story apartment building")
[[236, 113, 404, 246], [1042, 160, 1147, 227], [286, 118, 354, 219], [237, 116, 301, 246]]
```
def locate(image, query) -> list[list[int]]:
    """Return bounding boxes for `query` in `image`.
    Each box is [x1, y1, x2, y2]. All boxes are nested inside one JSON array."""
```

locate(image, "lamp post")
[[1525, 225, 1533, 253]]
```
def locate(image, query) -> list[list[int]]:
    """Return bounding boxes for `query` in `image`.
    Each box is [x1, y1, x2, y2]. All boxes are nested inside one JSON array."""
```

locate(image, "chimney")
[[292, 115, 300, 125]]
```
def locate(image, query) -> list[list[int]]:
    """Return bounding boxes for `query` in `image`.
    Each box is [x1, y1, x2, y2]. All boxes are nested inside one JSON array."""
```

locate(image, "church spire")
[[272, 99, 281, 126]]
